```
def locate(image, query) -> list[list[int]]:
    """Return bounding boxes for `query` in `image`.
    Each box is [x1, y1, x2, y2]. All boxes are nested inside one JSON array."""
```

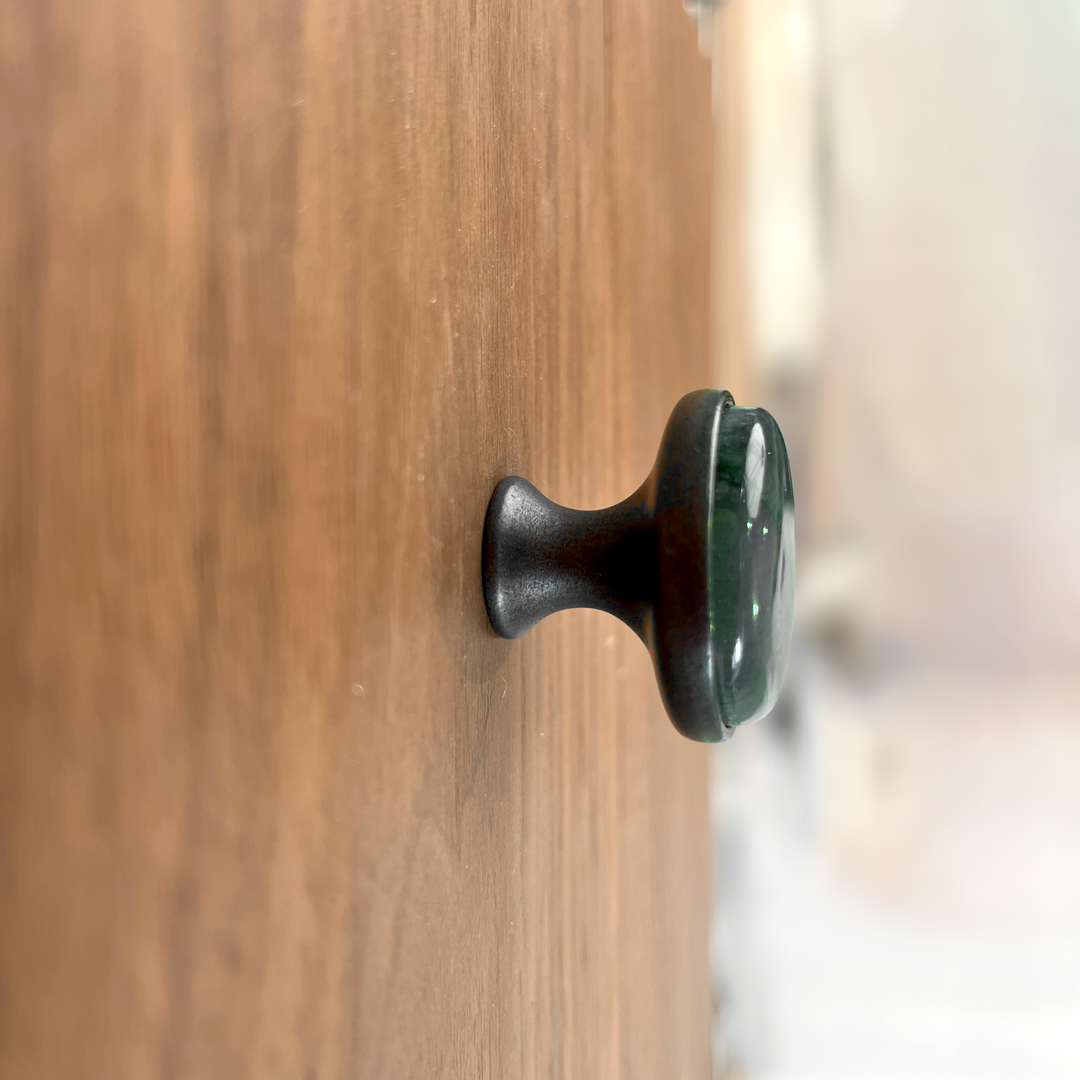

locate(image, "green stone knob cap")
[[482, 390, 796, 742], [709, 406, 796, 730]]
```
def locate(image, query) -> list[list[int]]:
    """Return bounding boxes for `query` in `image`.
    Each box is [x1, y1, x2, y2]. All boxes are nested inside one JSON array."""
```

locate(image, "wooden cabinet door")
[[0, 0, 713, 1076]]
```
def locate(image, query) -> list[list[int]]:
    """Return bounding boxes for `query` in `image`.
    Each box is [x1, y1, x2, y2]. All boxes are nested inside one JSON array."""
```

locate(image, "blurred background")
[[698, 0, 1080, 1076]]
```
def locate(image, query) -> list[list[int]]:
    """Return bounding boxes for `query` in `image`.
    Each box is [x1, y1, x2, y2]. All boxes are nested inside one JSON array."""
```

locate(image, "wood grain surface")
[[0, 0, 714, 1076]]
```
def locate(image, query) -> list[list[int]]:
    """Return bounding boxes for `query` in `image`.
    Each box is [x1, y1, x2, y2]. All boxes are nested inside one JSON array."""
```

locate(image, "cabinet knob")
[[482, 390, 795, 742]]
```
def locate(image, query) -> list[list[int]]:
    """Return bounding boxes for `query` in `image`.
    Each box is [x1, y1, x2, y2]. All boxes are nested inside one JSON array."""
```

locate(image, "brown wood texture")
[[0, 0, 714, 1077], [713, 0, 752, 406]]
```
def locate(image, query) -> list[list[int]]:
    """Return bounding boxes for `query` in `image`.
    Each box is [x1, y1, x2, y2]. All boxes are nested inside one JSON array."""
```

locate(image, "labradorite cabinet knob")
[[482, 389, 796, 742]]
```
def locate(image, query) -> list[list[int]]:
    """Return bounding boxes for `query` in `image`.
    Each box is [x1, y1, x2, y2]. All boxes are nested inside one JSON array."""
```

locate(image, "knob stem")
[[482, 477, 656, 639]]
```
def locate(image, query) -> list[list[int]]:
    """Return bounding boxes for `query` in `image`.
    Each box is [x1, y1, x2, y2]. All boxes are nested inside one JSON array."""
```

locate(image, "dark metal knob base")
[[482, 477, 656, 640]]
